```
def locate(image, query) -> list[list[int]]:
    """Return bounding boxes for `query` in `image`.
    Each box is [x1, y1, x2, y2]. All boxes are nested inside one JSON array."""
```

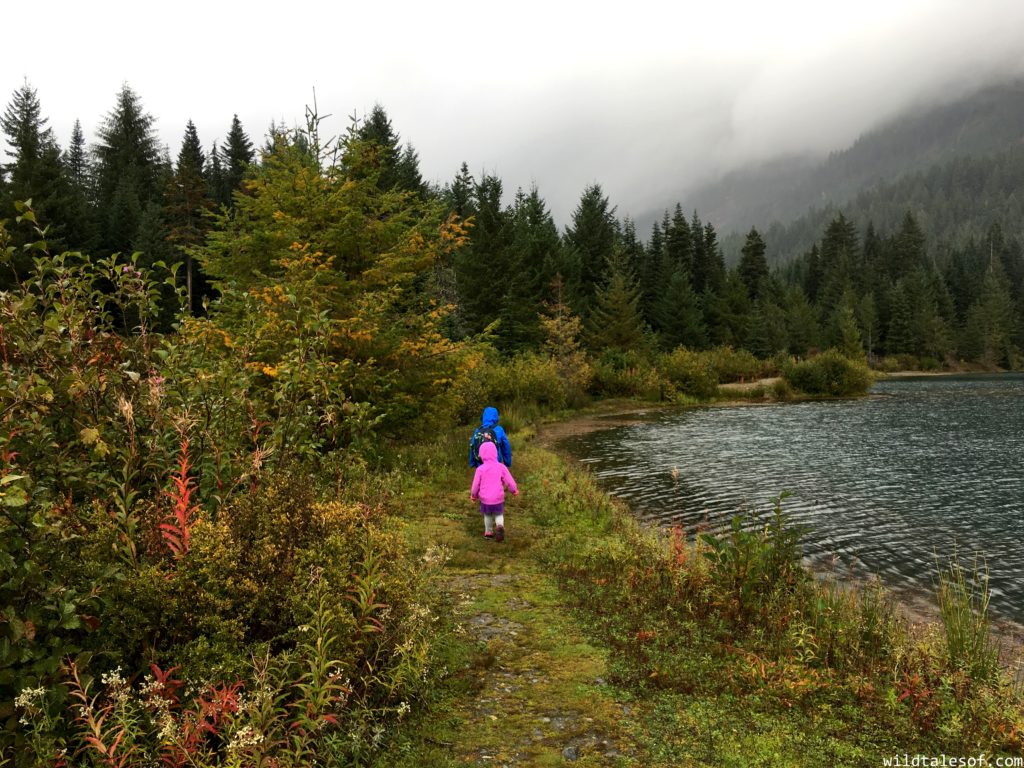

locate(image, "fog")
[[4, 0, 1024, 228]]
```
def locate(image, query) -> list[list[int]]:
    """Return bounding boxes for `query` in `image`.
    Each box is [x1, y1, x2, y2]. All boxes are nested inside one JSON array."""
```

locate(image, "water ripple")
[[560, 374, 1024, 622]]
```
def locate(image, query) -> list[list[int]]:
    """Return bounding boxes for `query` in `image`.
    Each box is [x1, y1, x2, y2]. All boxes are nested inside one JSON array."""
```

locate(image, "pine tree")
[[784, 286, 819, 355], [587, 247, 646, 352], [639, 218, 665, 328], [657, 266, 706, 350], [165, 120, 213, 312], [354, 104, 423, 194], [454, 173, 510, 335], [664, 203, 692, 275], [738, 227, 769, 300], [445, 162, 476, 219], [221, 114, 254, 206], [564, 183, 617, 311], [0, 81, 79, 251], [93, 84, 164, 254], [498, 186, 563, 351], [964, 258, 1017, 367]]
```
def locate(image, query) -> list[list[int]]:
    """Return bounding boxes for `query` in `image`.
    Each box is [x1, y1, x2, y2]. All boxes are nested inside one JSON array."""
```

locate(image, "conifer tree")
[[355, 104, 423, 194], [222, 114, 255, 206], [498, 187, 564, 351], [445, 162, 476, 219], [639, 218, 666, 327], [165, 120, 213, 312], [1, 81, 78, 251], [93, 84, 164, 254], [587, 247, 646, 352], [454, 173, 510, 335], [564, 183, 617, 311], [784, 286, 819, 355], [738, 227, 769, 300], [658, 266, 706, 350], [964, 258, 1017, 367], [664, 203, 692, 275]]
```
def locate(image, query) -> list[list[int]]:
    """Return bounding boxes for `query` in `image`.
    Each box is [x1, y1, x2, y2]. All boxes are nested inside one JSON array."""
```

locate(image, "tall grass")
[[936, 555, 1000, 683]]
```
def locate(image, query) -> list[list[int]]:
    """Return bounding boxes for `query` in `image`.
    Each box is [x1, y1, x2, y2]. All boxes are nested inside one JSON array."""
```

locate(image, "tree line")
[[2, 80, 1021, 369]]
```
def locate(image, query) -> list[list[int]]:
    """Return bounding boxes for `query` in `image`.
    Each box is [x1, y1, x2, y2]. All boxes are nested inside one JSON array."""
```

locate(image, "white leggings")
[[484, 513, 505, 533]]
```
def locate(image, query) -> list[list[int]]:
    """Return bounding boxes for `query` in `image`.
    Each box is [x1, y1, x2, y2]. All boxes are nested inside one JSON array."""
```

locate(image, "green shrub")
[[704, 345, 765, 383], [782, 349, 874, 396], [657, 347, 719, 399], [590, 349, 666, 399]]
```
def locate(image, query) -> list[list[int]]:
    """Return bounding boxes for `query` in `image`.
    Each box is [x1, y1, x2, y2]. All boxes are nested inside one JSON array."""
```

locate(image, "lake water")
[[558, 374, 1024, 623]]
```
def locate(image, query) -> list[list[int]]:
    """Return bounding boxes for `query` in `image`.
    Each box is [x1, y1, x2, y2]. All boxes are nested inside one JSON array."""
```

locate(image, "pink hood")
[[478, 441, 498, 463], [471, 441, 517, 504]]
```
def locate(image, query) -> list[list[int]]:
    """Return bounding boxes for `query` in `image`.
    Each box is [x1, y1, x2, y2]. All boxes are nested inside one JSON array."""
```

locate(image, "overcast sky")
[[4, 0, 1024, 227]]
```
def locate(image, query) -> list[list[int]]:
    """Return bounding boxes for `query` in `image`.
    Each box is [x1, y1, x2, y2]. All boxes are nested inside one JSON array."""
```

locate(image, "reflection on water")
[[559, 374, 1024, 622]]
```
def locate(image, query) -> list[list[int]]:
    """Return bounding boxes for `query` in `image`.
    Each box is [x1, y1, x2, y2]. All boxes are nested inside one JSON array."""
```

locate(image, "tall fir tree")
[[664, 203, 693, 275], [354, 104, 423, 194], [564, 183, 617, 312], [221, 114, 255, 207], [165, 120, 213, 312], [657, 266, 706, 350], [738, 227, 769, 300], [1, 81, 80, 253], [453, 173, 510, 336], [93, 84, 164, 254], [497, 186, 565, 352], [586, 246, 646, 353]]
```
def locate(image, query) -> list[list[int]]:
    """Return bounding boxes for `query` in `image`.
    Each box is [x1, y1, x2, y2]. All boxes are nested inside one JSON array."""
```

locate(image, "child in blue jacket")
[[468, 406, 512, 468]]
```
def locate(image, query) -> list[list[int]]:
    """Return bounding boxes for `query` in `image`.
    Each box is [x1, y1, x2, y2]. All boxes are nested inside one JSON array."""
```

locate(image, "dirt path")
[[391, 476, 640, 767]]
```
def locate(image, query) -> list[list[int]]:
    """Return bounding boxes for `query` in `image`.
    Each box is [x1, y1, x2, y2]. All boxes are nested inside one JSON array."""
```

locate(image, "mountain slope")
[[693, 78, 1024, 238]]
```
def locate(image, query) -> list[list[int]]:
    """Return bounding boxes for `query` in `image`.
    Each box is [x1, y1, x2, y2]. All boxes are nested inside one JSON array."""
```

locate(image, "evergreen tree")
[[665, 203, 692, 275], [587, 247, 646, 352], [64, 119, 89, 191], [0, 81, 79, 252], [964, 258, 1017, 367], [453, 173, 510, 335], [445, 162, 476, 219], [355, 104, 423, 194], [564, 183, 617, 311], [829, 297, 864, 358], [889, 211, 928, 279], [738, 227, 769, 300], [93, 84, 164, 254], [498, 186, 563, 351], [639, 218, 666, 328], [692, 217, 725, 295], [165, 120, 213, 312], [221, 114, 255, 206], [784, 286, 819, 355], [657, 266, 706, 350], [207, 141, 225, 206], [746, 295, 789, 358]]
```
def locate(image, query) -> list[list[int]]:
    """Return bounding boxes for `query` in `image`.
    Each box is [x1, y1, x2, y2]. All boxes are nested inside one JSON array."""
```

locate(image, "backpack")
[[470, 426, 499, 464]]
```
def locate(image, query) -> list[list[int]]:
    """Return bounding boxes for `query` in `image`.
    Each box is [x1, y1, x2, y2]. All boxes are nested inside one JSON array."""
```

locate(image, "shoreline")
[[535, 405, 1024, 670]]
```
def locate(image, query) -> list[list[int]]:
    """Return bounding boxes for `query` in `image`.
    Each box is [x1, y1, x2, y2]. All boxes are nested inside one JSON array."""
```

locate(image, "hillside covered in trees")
[[1, 79, 1022, 372], [692, 79, 1024, 237]]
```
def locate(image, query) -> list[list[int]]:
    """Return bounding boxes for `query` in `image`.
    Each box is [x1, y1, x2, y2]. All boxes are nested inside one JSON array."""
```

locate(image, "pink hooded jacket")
[[470, 441, 518, 505]]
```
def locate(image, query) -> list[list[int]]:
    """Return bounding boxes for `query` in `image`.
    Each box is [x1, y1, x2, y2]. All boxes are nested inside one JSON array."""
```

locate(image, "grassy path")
[[378, 429, 1023, 767], [383, 437, 640, 767]]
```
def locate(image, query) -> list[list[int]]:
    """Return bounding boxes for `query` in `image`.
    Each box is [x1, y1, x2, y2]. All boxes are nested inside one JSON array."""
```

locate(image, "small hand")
[[512, 490, 519, 497]]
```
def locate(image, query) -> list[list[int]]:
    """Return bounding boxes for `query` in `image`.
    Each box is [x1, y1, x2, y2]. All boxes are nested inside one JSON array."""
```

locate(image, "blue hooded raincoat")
[[468, 406, 512, 468]]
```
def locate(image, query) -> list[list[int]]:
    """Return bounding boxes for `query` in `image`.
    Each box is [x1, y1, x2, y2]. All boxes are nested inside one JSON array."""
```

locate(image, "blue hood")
[[481, 406, 499, 428]]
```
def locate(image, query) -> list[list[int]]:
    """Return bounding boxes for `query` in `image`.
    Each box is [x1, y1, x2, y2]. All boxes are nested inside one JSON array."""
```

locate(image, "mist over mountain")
[[664, 79, 1024, 261]]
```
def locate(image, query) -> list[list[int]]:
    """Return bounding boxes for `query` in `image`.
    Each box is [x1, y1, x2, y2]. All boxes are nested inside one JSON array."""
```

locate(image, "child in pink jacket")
[[470, 441, 518, 542]]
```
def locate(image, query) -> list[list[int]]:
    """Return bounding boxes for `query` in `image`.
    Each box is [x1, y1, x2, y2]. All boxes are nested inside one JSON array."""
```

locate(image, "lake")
[[558, 374, 1024, 623]]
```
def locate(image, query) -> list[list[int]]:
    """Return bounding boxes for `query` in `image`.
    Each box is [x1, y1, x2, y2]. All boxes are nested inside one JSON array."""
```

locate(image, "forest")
[[1, 80, 1023, 765], [2, 81, 1022, 373]]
